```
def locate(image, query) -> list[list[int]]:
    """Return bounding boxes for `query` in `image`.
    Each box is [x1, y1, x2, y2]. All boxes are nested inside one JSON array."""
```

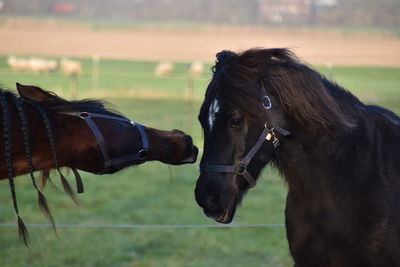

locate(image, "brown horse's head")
[[13, 83, 198, 176]]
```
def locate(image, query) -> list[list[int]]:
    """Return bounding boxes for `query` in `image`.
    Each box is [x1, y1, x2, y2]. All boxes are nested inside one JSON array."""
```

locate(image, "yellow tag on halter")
[[266, 133, 272, 141]]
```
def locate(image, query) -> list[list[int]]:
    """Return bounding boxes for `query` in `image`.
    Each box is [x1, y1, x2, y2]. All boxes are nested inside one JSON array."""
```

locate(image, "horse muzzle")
[[195, 177, 238, 224], [171, 135, 198, 165], [201, 194, 237, 224], [146, 128, 198, 165]]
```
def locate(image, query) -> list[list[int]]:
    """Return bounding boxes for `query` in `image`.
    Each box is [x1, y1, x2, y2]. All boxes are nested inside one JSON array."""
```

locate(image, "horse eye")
[[229, 118, 243, 129]]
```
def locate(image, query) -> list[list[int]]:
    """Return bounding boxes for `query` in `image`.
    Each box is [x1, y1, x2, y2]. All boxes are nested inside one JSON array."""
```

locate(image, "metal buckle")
[[264, 126, 280, 148], [272, 137, 280, 148], [269, 130, 280, 148]]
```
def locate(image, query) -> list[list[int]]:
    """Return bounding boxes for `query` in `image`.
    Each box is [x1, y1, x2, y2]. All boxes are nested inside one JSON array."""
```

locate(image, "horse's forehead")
[[208, 98, 220, 131]]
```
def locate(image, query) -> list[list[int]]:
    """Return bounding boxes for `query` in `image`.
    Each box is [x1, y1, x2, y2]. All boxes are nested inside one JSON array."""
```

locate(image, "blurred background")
[[0, 1, 399, 266]]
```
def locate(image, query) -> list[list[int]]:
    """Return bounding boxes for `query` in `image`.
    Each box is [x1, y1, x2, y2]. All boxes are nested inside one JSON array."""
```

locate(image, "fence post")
[[185, 75, 194, 100], [92, 54, 100, 91], [70, 73, 78, 99]]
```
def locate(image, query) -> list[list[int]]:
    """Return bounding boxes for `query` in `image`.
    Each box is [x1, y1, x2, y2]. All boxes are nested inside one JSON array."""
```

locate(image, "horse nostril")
[[205, 192, 222, 211]]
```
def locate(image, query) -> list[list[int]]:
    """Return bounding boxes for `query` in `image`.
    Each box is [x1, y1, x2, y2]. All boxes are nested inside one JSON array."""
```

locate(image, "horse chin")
[[212, 196, 238, 224], [215, 206, 237, 224]]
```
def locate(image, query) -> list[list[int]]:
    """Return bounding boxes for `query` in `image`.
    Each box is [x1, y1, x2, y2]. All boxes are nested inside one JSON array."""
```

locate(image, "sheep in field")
[[7, 56, 29, 71], [8, 56, 58, 73], [60, 58, 83, 76], [28, 58, 58, 73], [155, 62, 174, 77], [188, 61, 204, 77]]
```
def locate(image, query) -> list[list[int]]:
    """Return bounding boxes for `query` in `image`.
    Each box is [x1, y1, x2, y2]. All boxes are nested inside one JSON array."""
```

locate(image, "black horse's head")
[[195, 48, 352, 223]]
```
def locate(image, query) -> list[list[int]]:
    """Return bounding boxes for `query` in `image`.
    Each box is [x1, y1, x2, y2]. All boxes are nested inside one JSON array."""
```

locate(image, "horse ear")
[[16, 83, 58, 102]]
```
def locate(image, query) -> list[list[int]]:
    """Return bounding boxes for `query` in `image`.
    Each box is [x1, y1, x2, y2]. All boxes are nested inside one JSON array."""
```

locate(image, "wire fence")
[[0, 223, 285, 229]]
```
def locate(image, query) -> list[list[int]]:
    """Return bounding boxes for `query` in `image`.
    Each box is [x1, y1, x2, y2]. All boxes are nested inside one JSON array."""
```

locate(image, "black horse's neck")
[[273, 125, 335, 193], [271, 77, 400, 265], [273, 77, 400, 195]]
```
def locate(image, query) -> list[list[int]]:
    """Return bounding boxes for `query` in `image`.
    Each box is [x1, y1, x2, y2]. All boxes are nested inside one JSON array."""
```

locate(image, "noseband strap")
[[201, 126, 281, 188], [60, 112, 148, 174]]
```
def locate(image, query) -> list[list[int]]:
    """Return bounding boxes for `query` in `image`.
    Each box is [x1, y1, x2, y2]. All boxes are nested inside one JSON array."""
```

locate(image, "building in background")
[[258, 0, 313, 23], [257, 0, 338, 24], [52, 3, 76, 15]]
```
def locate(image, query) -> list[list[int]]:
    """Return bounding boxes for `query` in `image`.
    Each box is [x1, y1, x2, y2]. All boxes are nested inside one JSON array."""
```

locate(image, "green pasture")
[[0, 56, 213, 100], [0, 56, 399, 267]]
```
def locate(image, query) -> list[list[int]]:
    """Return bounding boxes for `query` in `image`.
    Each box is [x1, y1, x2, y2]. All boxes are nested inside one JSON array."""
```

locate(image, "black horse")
[[195, 48, 400, 266]]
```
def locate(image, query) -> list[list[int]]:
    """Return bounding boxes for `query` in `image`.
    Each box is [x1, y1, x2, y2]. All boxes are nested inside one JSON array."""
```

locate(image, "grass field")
[[0, 56, 399, 267]]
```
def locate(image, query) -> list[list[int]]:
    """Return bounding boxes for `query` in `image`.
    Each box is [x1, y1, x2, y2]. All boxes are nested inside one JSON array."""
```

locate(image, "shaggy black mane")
[[322, 78, 400, 125], [204, 48, 399, 132], [205, 48, 354, 133]]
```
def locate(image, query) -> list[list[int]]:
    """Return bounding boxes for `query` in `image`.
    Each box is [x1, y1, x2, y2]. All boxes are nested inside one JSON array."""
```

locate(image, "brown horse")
[[1, 83, 198, 245]]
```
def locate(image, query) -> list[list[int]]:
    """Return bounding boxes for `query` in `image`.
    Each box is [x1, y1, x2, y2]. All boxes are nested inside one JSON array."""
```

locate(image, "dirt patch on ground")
[[1, 19, 400, 66]]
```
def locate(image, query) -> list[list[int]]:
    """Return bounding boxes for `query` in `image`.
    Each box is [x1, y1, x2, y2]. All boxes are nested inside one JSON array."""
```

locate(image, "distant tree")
[[316, 0, 400, 27]]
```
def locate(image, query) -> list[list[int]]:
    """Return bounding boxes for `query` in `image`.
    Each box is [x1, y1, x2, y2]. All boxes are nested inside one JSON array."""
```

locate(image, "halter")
[[200, 83, 290, 188], [60, 111, 149, 174]]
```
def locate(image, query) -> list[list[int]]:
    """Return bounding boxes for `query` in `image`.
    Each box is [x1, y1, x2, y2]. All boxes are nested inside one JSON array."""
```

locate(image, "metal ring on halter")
[[235, 162, 248, 176], [264, 123, 275, 131], [262, 95, 272, 109], [79, 112, 90, 118], [138, 149, 147, 160]]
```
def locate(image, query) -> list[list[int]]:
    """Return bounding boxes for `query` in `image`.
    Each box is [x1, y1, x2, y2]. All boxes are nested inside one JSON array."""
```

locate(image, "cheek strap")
[[200, 124, 288, 188], [59, 112, 149, 174]]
